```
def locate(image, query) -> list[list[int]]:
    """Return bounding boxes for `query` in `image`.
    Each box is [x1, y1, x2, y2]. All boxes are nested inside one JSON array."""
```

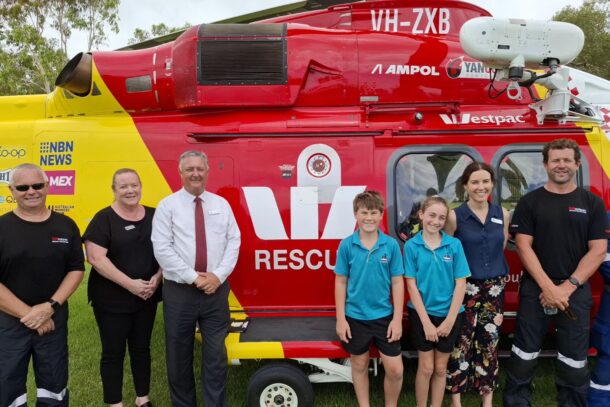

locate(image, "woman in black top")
[[84, 168, 161, 407]]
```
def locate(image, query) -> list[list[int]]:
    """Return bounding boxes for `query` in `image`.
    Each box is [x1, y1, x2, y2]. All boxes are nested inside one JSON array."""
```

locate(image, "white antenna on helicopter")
[[460, 17, 603, 125]]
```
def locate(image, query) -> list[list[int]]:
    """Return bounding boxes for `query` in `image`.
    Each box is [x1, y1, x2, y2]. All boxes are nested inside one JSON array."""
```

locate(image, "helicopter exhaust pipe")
[[55, 52, 93, 96]]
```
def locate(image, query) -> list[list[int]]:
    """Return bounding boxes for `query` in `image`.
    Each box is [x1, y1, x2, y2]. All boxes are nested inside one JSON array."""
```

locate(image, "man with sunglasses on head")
[[0, 163, 84, 407]]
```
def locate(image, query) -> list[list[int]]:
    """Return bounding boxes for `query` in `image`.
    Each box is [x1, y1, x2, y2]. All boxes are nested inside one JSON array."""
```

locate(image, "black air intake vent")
[[197, 24, 287, 85]]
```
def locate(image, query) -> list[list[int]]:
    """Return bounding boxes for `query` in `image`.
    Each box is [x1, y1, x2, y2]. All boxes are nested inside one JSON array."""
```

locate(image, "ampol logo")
[[47, 170, 75, 195]]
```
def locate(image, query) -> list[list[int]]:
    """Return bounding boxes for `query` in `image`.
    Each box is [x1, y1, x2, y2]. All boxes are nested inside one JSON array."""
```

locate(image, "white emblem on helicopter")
[[244, 144, 366, 240]]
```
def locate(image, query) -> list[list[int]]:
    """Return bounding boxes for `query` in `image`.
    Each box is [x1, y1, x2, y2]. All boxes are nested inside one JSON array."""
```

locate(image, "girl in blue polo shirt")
[[404, 195, 470, 407]]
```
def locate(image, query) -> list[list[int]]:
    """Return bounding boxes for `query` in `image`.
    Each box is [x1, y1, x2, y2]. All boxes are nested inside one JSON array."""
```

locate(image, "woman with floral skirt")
[[445, 162, 510, 407]]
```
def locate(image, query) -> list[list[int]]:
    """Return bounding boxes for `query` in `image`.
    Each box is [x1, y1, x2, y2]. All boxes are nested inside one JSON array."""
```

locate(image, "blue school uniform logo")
[[380, 254, 389, 264], [442, 254, 453, 262]]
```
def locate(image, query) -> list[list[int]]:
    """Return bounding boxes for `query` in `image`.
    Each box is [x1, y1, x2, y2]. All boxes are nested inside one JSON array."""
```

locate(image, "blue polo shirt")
[[454, 202, 508, 280], [335, 230, 405, 320], [404, 231, 471, 317]]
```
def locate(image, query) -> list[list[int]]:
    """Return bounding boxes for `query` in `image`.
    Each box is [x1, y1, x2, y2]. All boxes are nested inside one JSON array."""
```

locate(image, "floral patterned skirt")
[[446, 276, 505, 395]]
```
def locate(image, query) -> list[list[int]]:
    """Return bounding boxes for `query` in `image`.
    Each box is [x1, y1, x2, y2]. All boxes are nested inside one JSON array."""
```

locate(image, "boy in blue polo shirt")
[[335, 190, 405, 407]]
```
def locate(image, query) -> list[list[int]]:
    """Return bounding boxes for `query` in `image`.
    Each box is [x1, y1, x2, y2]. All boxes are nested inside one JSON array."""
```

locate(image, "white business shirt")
[[152, 188, 241, 284]]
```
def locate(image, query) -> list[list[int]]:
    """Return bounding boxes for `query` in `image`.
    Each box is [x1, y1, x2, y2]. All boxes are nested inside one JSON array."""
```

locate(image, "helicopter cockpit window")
[[395, 153, 473, 241], [497, 151, 548, 212]]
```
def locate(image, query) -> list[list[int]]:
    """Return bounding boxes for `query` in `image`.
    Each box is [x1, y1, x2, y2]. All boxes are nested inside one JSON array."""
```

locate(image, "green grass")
[[25, 272, 568, 406]]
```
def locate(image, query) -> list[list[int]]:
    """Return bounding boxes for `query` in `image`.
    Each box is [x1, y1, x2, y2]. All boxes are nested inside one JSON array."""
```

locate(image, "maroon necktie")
[[194, 197, 207, 273]]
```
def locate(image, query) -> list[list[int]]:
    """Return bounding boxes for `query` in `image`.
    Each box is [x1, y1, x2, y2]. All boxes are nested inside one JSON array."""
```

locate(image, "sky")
[[66, 0, 585, 55]]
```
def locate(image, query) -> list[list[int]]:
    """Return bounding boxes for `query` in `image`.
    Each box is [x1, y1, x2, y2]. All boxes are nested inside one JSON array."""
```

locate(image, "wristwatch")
[[47, 299, 61, 311], [567, 276, 581, 289]]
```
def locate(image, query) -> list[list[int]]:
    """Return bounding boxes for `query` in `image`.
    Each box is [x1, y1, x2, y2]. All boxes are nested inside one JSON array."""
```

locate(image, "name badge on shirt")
[[208, 210, 220, 215], [125, 225, 135, 231], [491, 217, 503, 225]]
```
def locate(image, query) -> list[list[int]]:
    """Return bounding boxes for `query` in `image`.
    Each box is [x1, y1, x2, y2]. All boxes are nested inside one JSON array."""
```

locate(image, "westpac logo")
[[244, 185, 366, 240], [440, 113, 525, 126], [243, 144, 366, 241]]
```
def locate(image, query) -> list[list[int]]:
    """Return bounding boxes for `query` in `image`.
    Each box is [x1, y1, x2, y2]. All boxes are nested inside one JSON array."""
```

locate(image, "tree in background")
[[72, 0, 120, 51], [0, 0, 120, 95], [0, 1, 66, 94], [128, 22, 191, 45], [554, 0, 610, 80]]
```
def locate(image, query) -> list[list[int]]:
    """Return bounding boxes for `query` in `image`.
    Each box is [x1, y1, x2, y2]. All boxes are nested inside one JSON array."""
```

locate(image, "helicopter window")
[[125, 75, 152, 93], [497, 151, 548, 212], [394, 152, 474, 241]]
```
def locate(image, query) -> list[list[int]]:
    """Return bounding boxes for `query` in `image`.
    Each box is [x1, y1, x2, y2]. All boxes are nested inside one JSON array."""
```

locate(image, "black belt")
[[550, 278, 566, 285], [523, 274, 565, 285], [467, 276, 504, 283]]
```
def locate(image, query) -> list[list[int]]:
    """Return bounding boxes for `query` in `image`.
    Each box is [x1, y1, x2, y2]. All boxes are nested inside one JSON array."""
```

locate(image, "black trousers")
[[93, 303, 158, 404], [163, 280, 230, 407], [0, 306, 69, 407], [504, 277, 591, 407]]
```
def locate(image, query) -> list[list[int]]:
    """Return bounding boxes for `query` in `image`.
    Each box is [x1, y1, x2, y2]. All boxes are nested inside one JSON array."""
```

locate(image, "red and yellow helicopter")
[[1, 0, 609, 404]]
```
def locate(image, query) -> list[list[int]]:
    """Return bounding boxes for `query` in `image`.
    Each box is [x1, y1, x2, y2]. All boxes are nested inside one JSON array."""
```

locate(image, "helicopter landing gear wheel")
[[246, 362, 314, 407]]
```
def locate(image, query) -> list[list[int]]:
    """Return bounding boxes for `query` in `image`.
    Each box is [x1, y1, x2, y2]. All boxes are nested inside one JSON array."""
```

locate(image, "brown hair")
[[353, 190, 385, 213], [542, 138, 581, 163], [420, 195, 449, 215], [112, 168, 141, 190], [460, 161, 495, 186]]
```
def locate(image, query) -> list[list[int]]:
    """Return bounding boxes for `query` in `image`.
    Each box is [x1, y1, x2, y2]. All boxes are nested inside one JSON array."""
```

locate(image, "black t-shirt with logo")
[[510, 187, 610, 280], [0, 211, 85, 306], [83, 206, 161, 313]]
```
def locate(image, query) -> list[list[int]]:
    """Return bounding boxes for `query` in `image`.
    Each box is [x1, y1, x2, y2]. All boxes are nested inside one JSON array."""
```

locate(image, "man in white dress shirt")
[[152, 150, 240, 407]]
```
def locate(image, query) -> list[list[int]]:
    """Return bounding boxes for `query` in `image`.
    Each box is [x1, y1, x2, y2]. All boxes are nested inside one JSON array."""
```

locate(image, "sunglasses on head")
[[14, 182, 46, 192]]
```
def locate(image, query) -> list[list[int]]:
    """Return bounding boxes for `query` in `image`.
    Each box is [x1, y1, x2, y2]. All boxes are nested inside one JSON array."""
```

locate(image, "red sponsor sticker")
[[47, 170, 75, 195], [51, 236, 69, 244]]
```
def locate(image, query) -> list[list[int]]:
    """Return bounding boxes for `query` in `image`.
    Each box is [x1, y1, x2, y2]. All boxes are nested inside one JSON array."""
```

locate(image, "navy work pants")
[[589, 290, 610, 406], [0, 306, 69, 407], [503, 277, 591, 407], [163, 280, 230, 407]]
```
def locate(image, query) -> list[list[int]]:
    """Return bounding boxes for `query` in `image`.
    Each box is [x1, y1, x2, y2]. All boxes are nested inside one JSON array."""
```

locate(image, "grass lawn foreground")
[[24, 270, 576, 406]]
